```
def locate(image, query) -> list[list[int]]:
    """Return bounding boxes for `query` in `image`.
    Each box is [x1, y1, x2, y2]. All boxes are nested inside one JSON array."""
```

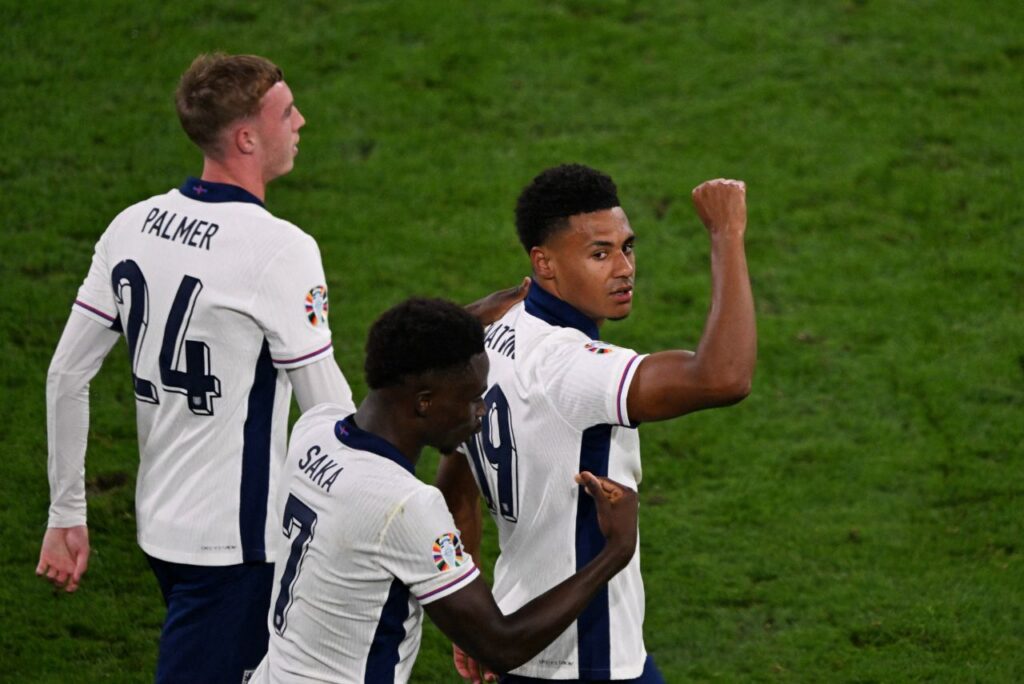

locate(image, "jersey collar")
[[179, 177, 265, 207], [524, 278, 600, 340], [334, 415, 416, 475]]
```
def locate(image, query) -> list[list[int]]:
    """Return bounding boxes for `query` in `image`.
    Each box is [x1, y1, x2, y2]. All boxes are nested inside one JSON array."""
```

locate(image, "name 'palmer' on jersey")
[[70, 176, 336, 566], [140, 205, 220, 251]]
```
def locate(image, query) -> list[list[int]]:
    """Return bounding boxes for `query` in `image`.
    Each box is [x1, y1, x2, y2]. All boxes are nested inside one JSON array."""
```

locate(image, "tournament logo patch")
[[305, 285, 329, 327], [584, 341, 615, 355], [432, 532, 465, 572]]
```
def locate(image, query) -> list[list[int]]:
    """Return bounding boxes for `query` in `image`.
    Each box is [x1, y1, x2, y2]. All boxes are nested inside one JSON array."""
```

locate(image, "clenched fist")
[[691, 179, 746, 236]]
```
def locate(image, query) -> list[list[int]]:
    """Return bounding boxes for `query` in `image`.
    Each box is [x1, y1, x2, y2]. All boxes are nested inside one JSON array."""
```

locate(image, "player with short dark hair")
[[514, 163, 621, 254], [251, 298, 639, 683], [364, 297, 490, 390], [438, 164, 756, 682]]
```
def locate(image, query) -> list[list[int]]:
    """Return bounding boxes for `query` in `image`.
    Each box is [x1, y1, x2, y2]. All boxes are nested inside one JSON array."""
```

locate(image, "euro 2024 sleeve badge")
[[305, 285, 329, 327], [432, 533, 465, 572]]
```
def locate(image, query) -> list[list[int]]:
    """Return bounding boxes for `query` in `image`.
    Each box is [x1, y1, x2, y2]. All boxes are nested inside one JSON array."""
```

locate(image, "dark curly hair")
[[364, 298, 485, 389], [514, 164, 620, 253]]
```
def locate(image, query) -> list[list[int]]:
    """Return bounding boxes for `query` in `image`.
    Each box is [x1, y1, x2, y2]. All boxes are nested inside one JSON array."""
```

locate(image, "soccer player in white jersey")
[[437, 164, 757, 682], [250, 298, 639, 683], [34, 53, 358, 682], [35, 54, 528, 683]]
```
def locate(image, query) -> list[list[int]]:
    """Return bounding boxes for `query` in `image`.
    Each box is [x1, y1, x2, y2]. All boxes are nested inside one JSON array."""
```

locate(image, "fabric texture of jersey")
[[70, 178, 338, 565], [462, 282, 648, 680], [254, 404, 479, 683]]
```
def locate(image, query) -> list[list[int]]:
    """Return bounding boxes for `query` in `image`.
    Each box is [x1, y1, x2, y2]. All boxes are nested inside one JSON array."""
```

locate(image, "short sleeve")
[[253, 234, 334, 370], [539, 337, 647, 428], [379, 487, 479, 605], [72, 232, 121, 330]]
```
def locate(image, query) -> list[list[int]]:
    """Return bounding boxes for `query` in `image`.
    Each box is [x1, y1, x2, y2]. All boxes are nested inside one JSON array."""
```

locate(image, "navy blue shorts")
[[500, 655, 665, 683], [147, 555, 274, 684]]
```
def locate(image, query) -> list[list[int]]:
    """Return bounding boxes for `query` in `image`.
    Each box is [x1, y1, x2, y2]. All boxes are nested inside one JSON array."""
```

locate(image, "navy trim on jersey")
[[180, 177, 265, 207], [575, 424, 613, 678], [335, 416, 416, 475], [364, 579, 410, 682], [239, 339, 276, 562], [524, 278, 600, 340]]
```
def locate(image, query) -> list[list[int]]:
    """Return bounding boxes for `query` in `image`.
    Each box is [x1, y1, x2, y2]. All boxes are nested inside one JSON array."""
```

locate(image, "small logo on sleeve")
[[432, 533, 465, 571], [584, 341, 615, 355], [305, 285, 329, 327]]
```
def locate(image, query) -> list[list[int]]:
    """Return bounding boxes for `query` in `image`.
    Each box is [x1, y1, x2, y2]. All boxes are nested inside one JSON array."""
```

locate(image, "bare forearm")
[[481, 548, 626, 670], [431, 547, 629, 674], [694, 232, 756, 398]]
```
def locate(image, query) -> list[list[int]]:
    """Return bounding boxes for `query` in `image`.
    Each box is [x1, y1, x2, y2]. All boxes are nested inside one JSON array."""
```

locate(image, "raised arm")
[[38, 312, 120, 592], [425, 473, 638, 676], [627, 178, 756, 423]]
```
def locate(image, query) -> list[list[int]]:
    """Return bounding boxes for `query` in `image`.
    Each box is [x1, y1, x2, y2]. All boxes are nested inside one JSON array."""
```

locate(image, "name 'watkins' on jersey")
[[462, 283, 649, 680]]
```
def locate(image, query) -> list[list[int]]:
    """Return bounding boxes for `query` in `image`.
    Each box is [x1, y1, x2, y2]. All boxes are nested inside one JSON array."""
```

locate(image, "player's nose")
[[614, 250, 634, 276]]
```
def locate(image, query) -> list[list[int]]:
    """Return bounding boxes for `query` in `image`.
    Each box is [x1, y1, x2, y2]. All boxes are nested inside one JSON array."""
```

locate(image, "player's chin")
[[607, 304, 632, 321]]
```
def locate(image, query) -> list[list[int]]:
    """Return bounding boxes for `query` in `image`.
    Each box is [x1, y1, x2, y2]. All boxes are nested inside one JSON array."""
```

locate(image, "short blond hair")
[[175, 53, 283, 155]]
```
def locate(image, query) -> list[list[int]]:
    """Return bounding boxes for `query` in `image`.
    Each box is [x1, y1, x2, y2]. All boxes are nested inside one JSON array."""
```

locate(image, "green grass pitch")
[[2, 1, 1022, 681]]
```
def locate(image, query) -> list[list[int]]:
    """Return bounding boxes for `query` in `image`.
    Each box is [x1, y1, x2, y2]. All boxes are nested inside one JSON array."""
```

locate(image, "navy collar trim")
[[179, 177, 265, 207], [524, 278, 600, 339], [335, 415, 415, 475]]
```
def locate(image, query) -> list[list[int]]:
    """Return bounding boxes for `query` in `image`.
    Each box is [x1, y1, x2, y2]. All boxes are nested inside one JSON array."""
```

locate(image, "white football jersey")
[[462, 283, 648, 680], [72, 178, 343, 565], [252, 404, 479, 683]]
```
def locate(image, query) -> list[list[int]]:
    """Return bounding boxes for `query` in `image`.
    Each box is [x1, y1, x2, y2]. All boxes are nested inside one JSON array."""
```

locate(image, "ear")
[[232, 122, 257, 156], [414, 389, 433, 417], [530, 246, 555, 281]]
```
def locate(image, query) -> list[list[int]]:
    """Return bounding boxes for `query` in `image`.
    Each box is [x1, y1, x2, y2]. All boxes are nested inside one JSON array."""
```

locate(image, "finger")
[[599, 478, 624, 503], [53, 569, 70, 588], [36, 559, 48, 576], [65, 577, 80, 593], [576, 471, 603, 500], [454, 646, 475, 680], [454, 659, 472, 678], [73, 550, 89, 583]]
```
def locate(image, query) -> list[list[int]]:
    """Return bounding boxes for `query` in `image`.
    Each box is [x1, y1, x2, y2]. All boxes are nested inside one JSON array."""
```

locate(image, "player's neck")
[[199, 157, 268, 203], [352, 395, 423, 466], [531, 276, 607, 330]]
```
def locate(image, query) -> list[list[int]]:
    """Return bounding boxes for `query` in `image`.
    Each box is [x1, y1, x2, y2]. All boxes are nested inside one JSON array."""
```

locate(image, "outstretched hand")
[[464, 277, 531, 326], [37, 526, 90, 593], [691, 178, 747, 237]]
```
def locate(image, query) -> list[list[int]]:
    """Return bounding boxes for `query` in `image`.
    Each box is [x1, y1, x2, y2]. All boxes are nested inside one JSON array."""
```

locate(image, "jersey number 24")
[[111, 259, 222, 415]]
